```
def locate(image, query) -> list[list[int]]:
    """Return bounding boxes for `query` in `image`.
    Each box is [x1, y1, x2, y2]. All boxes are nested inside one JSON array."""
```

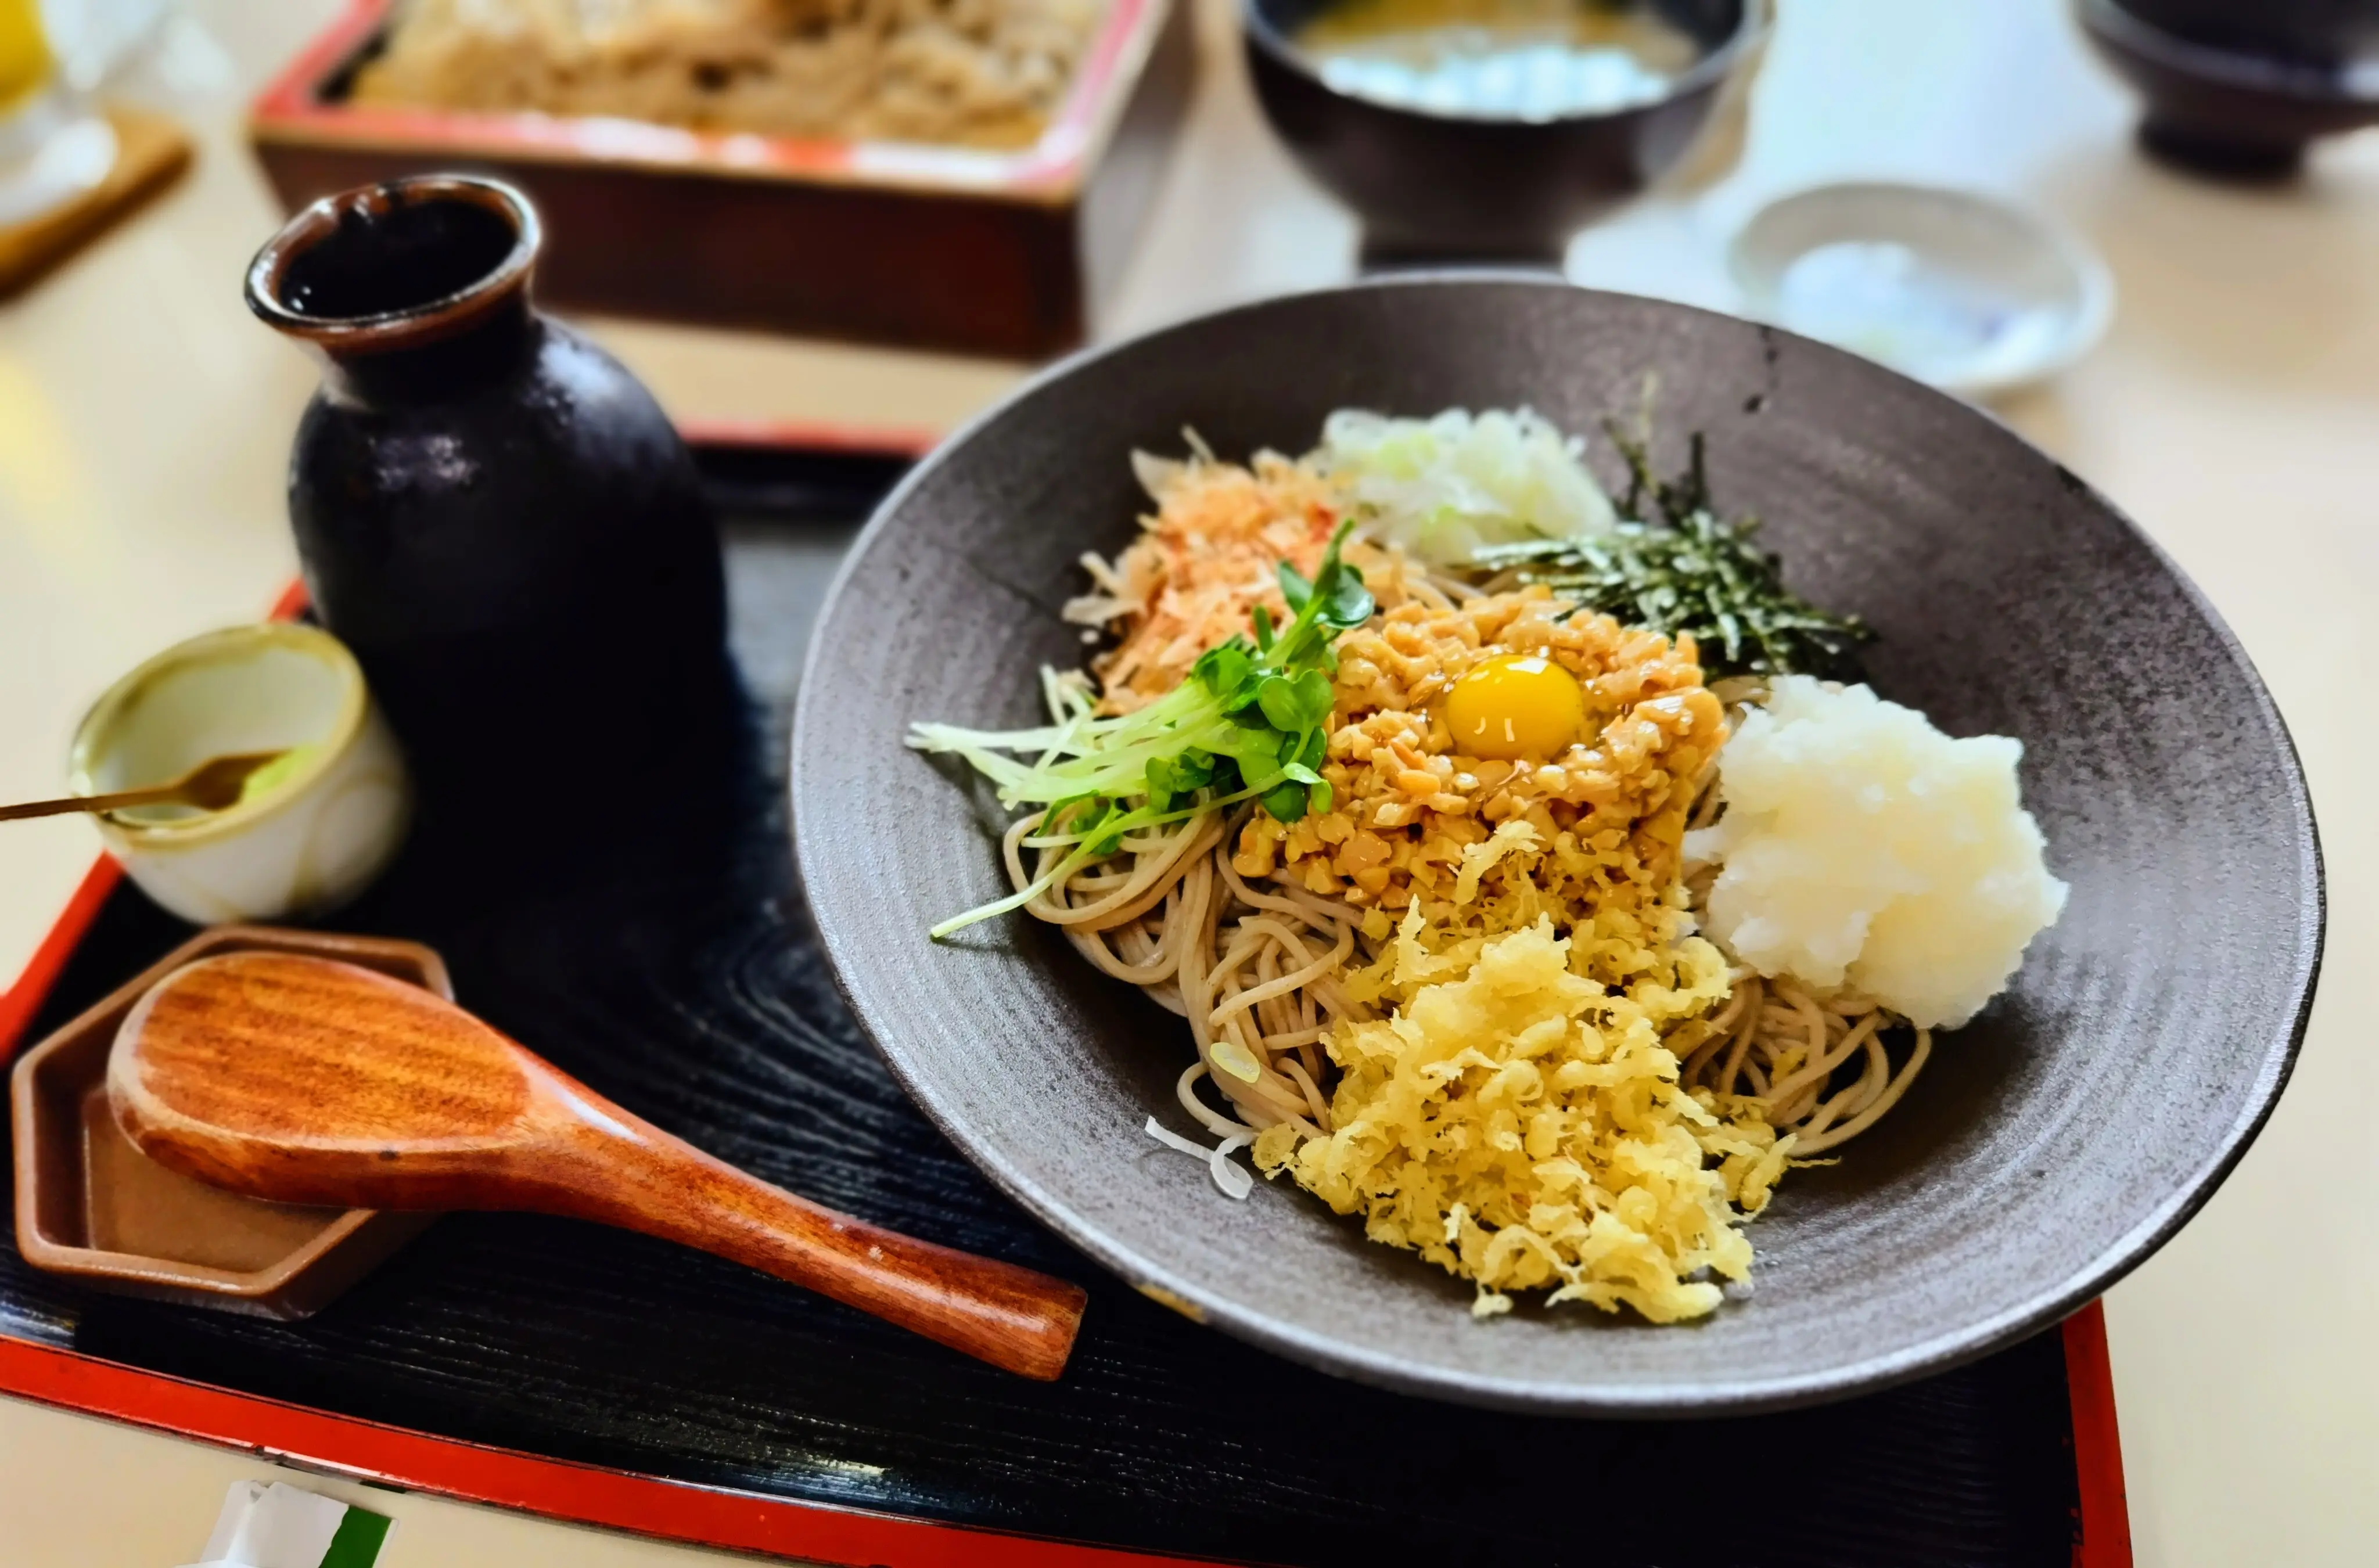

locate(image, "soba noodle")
[[918, 420, 2065, 1322], [1673, 721, 1932, 1156], [1005, 804, 1364, 1140], [1001, 755, 1932, 1169], [355, 0, 1105, 150]]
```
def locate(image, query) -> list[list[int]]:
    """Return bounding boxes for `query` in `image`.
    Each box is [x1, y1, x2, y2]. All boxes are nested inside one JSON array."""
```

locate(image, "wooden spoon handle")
[[541, 1124, 1086, 1380]]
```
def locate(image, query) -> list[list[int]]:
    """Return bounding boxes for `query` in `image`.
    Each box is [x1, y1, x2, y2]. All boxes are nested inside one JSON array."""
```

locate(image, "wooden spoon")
[[107, 952, 1087, 1380], [0, 750, 292, 823]]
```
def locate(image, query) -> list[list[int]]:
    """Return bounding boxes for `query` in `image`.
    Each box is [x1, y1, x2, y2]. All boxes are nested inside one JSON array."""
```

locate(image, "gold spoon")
[[0, 750, 293, 825]]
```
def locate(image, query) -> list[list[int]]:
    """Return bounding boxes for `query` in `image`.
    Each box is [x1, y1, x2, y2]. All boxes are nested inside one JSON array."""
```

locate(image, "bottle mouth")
[[245, 175, 540, 353]]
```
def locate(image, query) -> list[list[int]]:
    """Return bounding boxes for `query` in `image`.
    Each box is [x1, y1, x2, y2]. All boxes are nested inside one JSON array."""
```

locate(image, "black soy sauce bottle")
[[245, 177, 727, 836]]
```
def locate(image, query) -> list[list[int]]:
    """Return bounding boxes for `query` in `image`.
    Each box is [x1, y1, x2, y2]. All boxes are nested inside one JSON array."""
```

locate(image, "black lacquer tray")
[[0, 430, 2130, 1568]]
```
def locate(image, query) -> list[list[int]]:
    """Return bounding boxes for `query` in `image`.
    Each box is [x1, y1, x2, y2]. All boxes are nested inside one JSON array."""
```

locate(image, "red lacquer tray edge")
[[0, 420, 2132, 1568]]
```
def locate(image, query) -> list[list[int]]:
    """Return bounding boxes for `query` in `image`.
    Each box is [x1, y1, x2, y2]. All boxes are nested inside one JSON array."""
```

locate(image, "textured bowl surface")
[[791, 278, 2321, 1415]]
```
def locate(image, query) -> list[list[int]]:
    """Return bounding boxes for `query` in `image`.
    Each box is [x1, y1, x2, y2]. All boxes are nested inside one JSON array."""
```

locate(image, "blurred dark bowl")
[[2079, 0, 2379, 178], [1244, 0, 1760, 265], [2114, 0, 2379, 66]]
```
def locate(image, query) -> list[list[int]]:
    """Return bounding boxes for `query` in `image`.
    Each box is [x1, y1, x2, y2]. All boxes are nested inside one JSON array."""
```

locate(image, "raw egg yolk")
[[1443, 654, 1586, 761]]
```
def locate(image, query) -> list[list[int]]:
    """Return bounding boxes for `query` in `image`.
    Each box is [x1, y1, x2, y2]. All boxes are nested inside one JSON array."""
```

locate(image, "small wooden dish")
[[0, 107, 192, 301], [247, 0, 1195, 357], [10, 927, 440, 1320]]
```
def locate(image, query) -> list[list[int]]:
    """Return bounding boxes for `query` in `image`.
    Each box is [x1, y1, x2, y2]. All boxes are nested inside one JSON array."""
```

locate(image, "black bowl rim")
[[1241, 0, 1769, 128], [790, 274, 2324, 1415], [2079, 0, 2379, 105]]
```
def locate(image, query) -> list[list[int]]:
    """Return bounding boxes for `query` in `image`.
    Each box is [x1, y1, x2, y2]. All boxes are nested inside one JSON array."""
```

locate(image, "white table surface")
[[2, 0, 2374, 1562]]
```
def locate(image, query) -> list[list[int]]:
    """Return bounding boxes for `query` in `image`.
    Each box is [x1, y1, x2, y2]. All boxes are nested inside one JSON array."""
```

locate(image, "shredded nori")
[[1471, 427, 1873, 681]]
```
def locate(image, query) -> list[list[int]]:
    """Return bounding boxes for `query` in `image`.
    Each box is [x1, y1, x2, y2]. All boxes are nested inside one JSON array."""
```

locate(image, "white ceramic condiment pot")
[[68, 624, 411, 923]]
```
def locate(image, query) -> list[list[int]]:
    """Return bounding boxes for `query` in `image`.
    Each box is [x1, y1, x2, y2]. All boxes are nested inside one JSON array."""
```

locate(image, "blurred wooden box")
[[248, 0, 1194, 358]]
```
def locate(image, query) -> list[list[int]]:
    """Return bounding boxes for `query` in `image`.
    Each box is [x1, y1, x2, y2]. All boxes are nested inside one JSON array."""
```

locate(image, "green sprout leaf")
[[910, 519, 1371, 937], [1191, 639, 1255, 701], [1262, 779, 1309, 822], [1317, 561, 1374, 630], [1255, 667, 1332, 733]]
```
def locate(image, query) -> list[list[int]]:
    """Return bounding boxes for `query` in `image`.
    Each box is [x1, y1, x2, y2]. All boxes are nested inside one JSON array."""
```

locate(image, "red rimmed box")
[[247, 0, 1195, 358]]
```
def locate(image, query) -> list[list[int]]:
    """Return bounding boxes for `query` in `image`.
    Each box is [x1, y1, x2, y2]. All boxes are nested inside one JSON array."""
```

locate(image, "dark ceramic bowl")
[[1245, 0, 1760, 264], [792, 278, 2321, 1415], [2108, 0, 2379, 67], [2079, 0, 2379, 178]]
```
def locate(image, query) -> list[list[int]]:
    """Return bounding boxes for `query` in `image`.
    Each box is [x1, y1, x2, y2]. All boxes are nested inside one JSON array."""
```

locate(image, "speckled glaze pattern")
[[790, 278, 2323, 1415]]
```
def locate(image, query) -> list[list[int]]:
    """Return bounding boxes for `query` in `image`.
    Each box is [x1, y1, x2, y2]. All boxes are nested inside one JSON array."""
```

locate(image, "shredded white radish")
[[1142, 1117, 1253, 1200]]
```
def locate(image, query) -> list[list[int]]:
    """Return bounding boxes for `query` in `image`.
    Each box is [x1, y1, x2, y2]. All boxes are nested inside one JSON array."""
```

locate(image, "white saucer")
[[1728, 182, 2114, 400]]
